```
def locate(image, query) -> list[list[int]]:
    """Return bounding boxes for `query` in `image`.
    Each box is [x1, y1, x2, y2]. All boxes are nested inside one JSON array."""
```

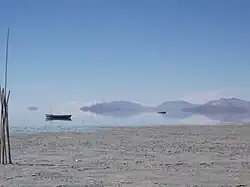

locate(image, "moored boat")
[[45, 114, 72, 120], [157, 111, 167, 114]]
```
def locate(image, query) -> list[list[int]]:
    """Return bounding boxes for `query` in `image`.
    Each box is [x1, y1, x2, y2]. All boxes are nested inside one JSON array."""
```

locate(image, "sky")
[[0, 0, 250, 115]]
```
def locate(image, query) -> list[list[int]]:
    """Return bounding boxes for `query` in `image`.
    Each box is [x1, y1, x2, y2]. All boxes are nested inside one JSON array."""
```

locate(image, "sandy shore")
[[1, 125, 250, 186]]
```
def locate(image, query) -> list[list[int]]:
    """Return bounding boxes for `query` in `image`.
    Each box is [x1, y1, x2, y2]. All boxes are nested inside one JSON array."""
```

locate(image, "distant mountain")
[[205, 98, 250, 108], [155, 100, 197, 112], [80, 101, 152, 114], [183, 98, 249, 114], [80, 98, 250, 118], [80, 100, 196, 115]]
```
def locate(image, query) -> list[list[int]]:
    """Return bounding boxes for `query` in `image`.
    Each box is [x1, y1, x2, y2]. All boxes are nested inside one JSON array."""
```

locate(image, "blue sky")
[[0, 0, 250, 114]]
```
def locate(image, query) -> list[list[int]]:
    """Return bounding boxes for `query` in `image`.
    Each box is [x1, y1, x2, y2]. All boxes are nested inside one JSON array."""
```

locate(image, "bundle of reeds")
[[0, 28, 12, 164], [0, 87, 11, 164]]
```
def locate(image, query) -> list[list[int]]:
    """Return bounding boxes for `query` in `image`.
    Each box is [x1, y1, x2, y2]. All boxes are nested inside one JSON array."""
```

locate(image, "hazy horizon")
[[1, 0, 249, 122]]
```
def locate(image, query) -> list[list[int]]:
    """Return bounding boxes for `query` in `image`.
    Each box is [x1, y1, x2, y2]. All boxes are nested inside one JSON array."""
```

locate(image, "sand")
[[1, 125, 250, 187]]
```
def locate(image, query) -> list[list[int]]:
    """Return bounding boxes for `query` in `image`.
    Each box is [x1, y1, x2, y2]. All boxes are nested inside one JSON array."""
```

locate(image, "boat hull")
[[45, 114, 72, 120], [157, 111, 166, 114]]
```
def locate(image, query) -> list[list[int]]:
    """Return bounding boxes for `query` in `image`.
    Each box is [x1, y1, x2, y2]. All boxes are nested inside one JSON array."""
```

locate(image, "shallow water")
[[8, 111, 249, 134]]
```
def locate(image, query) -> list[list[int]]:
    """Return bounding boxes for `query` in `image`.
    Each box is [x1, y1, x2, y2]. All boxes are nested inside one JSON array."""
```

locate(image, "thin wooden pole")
[[5, 29, 11, 164], [4, 28, 9, 94], [0, 88, 5, 164], [0, 86, 2, 164], [5, 90, 11, 164], [3, 102, 7, 163]]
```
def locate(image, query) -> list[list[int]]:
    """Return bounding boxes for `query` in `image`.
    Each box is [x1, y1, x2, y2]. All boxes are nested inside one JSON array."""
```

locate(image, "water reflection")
[[84, 110, 250, 124], [89, 111, 143, 118], [45, 118, 72, 122], [160, 111, 193, 120], [202, 112, 250, 123]]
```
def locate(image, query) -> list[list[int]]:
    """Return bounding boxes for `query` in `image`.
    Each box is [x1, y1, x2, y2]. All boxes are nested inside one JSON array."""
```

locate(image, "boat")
[[45, 114, 72, 120], [46, 118, 72, 121], [157, 111, 167, 114]]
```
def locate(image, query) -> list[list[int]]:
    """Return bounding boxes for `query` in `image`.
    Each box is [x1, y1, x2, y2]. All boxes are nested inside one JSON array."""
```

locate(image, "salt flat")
[[1, 125, 250, 186]]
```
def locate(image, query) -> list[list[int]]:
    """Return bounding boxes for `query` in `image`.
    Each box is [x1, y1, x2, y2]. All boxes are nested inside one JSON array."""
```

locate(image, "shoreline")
[[10, 123, 250, 136]]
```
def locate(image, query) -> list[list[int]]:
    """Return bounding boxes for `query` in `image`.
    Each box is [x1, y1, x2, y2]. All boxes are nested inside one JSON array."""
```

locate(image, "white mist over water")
[[7, 110, 224, 134]]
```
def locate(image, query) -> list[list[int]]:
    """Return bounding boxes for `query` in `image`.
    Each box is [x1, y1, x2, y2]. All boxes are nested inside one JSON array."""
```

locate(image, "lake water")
[[8, 110, 249, 134]]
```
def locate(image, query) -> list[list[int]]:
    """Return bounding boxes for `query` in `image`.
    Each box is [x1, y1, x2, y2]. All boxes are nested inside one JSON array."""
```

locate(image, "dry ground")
[[0, 125, 250, 186]]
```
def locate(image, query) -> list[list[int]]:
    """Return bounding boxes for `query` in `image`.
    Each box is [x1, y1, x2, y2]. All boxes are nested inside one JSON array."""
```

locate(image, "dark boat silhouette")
[[45, 114, 72, 120], [157, 111, 167, 114]]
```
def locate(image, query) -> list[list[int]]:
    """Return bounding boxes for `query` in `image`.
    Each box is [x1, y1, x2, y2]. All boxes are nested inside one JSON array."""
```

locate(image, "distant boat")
[[45, 114, 72, 120], [157, 111, 167, 114]]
